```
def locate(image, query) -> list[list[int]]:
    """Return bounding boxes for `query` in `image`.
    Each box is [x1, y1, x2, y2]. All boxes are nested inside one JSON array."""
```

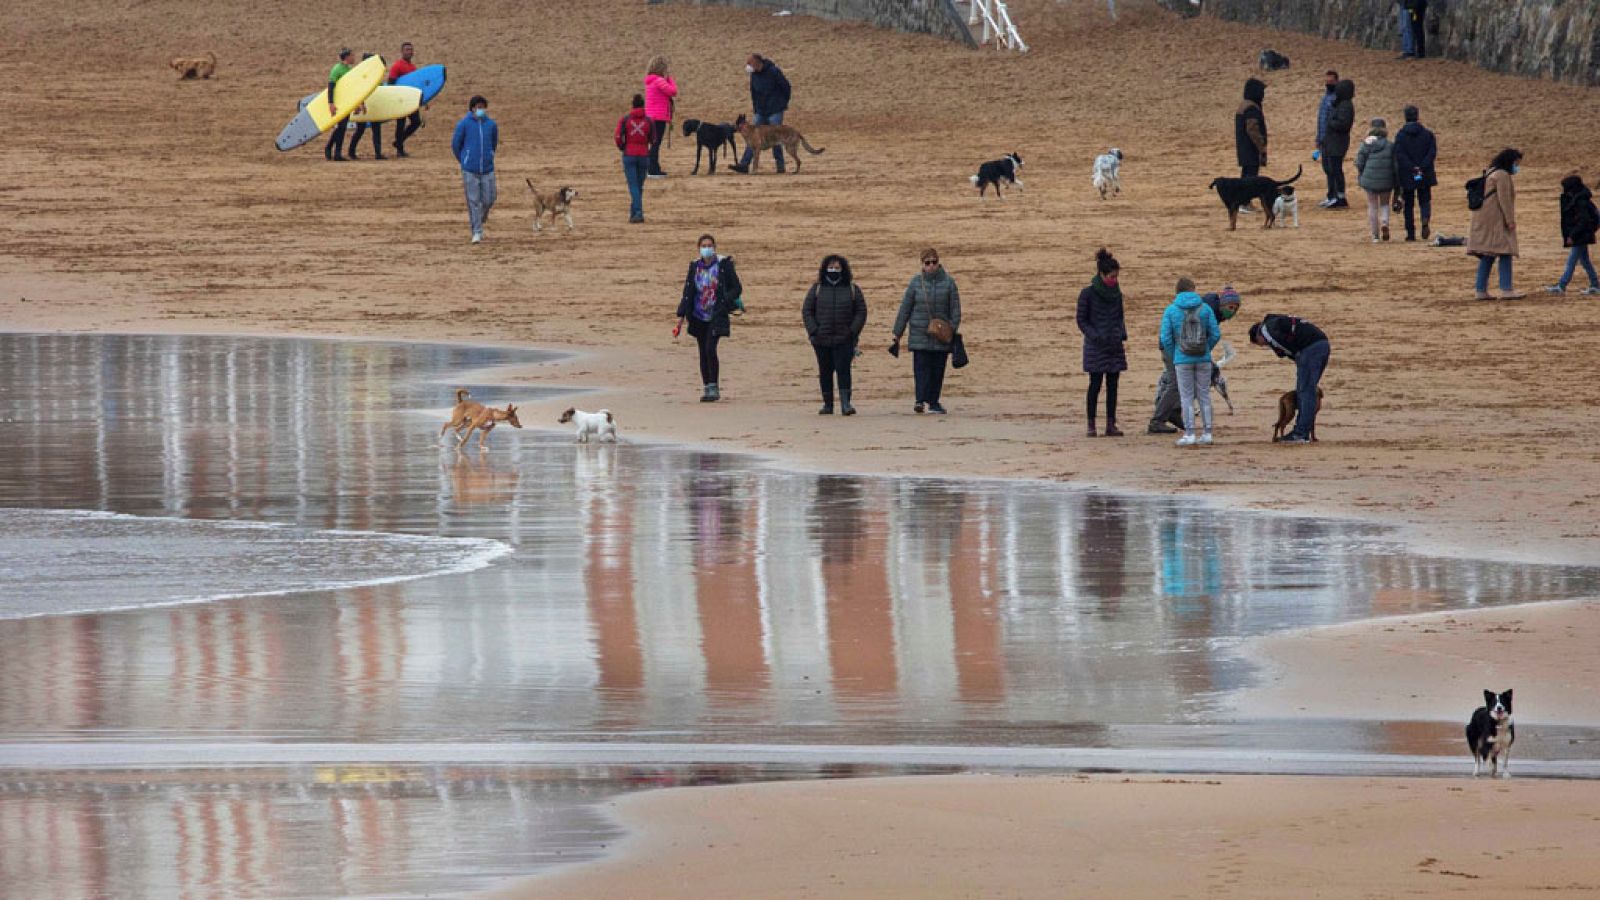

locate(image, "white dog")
[[1272, 187, 1300, 227], [559, 407, 618, 443], [1211, 340, 1236, 414], [1092, 148, 1123, 199]]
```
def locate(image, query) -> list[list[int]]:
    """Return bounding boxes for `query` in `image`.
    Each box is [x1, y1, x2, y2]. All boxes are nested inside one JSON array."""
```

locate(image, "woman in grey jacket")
[[802, 254, 867, 415], [892, 248, 961, 414], [1355, 117, 1400, 241]]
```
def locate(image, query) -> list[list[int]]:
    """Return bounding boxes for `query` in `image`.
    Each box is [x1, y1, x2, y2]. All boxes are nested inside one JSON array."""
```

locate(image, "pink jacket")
[[644, 73, 677, 121]]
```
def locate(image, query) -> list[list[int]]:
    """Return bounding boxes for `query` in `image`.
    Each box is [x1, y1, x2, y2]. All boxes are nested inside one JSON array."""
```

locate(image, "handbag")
[[927, 317, 954, 344], [951, 332, 969, 369]]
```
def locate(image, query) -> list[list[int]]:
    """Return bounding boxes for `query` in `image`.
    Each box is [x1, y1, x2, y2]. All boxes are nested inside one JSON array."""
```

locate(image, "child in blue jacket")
[[1159, 278, 1222, 447]]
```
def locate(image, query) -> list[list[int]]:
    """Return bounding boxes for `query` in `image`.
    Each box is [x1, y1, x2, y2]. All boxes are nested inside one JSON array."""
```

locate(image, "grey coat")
[[1355, 130, 1399, 192], [893, 267, 961, 353]]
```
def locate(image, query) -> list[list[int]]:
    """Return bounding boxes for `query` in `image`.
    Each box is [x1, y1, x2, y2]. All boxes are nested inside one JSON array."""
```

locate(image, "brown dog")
[[1273, 387, 1324, 442], [459, 403, 522, 450], [170, 52, 217, 80], [441, 388, 486, 438], [734, 114, 826, 174], [525, 179, 578, 232]]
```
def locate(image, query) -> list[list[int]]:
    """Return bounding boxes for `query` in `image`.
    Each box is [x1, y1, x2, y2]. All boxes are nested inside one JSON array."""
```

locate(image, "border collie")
[[970, 153, 1023, 199]]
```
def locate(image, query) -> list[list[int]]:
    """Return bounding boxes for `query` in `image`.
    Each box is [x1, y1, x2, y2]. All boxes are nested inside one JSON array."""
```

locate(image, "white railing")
[[966, 0, 1028, 52]]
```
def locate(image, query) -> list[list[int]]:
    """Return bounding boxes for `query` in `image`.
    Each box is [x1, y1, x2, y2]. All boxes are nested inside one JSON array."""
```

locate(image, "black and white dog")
[[1466, 688, 1515, 778], [970, 152, 1023, 199], [680, 119, 740, 175], [1092, 148, 1123, 199], [1258, 49, 1291, 71]]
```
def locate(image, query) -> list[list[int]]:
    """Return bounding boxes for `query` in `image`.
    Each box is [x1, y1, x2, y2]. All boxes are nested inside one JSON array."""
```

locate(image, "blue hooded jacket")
[[452, 112, 499, 174], [1316, 87, 1336, 146], [1159, 291, 1221, 366]]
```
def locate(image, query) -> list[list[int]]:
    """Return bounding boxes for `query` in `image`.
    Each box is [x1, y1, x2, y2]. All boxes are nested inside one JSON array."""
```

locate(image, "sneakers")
[[1199, 432, 1214, 446], [647, 173, 666, 180], [1147, 421, 1178, 435], [1278, 434, 1312, 445], [1237, 205, 1258, 214], [914, 402, 926, 414], [1371, 235, 1381, 243], [1500, 291, 1527, 300], [1176, 433, 1198, 447], [1328, 198, 1350, 209], [1583, 286, 1600, 296], [1317, 198, 1336, 208], [470, 232, 482, 244], [927, 403, 948, 415], [1547, 285, 1568, 294]]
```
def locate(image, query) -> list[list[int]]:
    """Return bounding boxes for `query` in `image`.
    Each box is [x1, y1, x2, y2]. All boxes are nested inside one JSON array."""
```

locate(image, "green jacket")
[[893, 268, 961, 353]]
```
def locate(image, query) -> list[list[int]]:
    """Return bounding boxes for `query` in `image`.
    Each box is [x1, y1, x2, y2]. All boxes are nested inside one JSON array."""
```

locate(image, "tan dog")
[[734, 114, 825, 174], [170, 52, 217, 80], [525, 179, 578, 232], [459, 403, 522, 450], [441, 388, 486, 438], [1272, 387, 1323, 442]]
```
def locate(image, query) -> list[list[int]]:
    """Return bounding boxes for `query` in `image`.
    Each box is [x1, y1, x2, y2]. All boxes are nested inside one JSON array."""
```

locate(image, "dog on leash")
[[441, 388, 486, 438], [1258, 49, 1291, 71], [734, 114, 825, 173], [170, 52, 217, 80], [1467, 689, 1515, 778], [1272, 386, 1323, 442], [971, 153, 1024, 199], [681, 119, 740, 174], [458, 404, 522, 450], [1092, 148, 1123, 199], [1209, 166, 1304, 230], [525, 180, 577, 232], [559, 407, 619, 443], [1271, 185, 1301, 227]]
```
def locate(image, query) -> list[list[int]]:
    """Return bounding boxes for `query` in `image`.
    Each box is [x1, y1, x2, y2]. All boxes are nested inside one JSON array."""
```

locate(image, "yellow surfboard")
[[351, 86, 422, 123], [274, 55, 385, 151]]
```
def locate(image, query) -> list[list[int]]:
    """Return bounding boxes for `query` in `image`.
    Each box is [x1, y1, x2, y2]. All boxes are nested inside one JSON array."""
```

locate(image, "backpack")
[[1465, 169, 1497, 211], [1178, 306, 1209, 357]]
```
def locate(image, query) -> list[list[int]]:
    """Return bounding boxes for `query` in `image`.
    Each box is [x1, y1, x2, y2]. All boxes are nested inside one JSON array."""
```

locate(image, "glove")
[[888, 339, 900, 358]]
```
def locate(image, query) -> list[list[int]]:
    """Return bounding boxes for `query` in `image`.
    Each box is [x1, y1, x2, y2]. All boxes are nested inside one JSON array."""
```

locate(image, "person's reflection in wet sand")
[[812, 476, 897, 702], [1077, 493, 1132, 620], [687, 455, 767, 707]]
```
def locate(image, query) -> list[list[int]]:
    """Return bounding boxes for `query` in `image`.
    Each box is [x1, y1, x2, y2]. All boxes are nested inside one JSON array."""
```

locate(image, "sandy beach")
[[5, 0, 1600, 894]]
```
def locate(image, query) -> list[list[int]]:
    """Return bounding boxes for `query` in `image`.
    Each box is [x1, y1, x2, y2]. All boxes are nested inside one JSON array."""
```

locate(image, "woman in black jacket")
[[802, 254, 867, 415], [1076, 248, 1128, 437], [1548, 174, 1600, 295], [675, 233, 743, 402]]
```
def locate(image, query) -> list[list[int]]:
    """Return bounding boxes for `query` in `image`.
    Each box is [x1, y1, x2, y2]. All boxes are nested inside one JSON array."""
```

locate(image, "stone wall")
[[1181, 0, 1600, 86], [650, 0, 977, 48]]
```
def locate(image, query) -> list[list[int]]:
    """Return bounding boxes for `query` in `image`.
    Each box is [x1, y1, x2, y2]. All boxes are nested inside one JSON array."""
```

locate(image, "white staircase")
[[954, 0, 1028, 52]]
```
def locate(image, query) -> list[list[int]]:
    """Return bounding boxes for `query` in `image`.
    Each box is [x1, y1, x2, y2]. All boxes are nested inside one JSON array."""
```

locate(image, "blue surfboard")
[[395, 64, 447, 105]]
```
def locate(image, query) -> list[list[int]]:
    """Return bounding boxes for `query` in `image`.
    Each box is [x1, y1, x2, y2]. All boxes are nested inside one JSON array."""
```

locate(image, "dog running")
[[170, 51, 217, 80], [1272, 385, 1323, 442], [733, 114, 825, 173], [525, 180, 578, 233], [458, 403, 522, 450], [681, 119, 740, 175], [1208, 165, 1304, 230], [441, 388, 486, 438], [971, 152, 1024, 199], [1466, 689, 1515, 778], [559, 407, 619, 443], [1092, 148, 1123, 199]]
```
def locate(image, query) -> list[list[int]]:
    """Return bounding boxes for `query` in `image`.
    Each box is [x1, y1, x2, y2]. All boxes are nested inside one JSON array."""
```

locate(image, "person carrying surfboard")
[[324, 48, 357, 162], [453, 95, 499, 244], [347, 53, 386, 161], [388, 42, 423, 158]]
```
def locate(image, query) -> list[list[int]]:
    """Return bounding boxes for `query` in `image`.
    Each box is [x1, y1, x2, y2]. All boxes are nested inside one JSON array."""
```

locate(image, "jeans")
[[1175, 362, 1214, 434], [1475, 255, 1514, 294], [394, 112, 421, 152], [622, 155, 648, 218], [1293, 340, 1330, 439], [1399, 5, 1416, 55], [1365, 189, 1392, 236], [348, 121, 382, 157], [1401, 183, 1432, 236], [813, 343, 854, 401], [461, 170, 497, 236], [325, 119, 349, 159], [1560, 244, 1599, 289], [648, 119, 668, 175], [738, 111, 786, 172], [694, 329, 721, 385], [912, 350, 949, 405], [1087, 371, 1120, 424]]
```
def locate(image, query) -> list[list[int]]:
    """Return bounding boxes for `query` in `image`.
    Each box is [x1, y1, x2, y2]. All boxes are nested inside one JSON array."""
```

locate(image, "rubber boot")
[[840, 390, 855, 416], [1087, 419, 1097, 438], [700, 384, 713, 403], [707, 383, 721, 402], [819, 393, 834, 415], [1104, 420, 1124, 437]]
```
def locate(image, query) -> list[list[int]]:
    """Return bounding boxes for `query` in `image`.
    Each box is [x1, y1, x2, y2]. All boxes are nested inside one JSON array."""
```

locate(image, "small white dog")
[[1272, 186, 1300, 227], [559, 407, 618, 443], [1092, 148, 1123, 199], [1211, 340, 1236, 414]]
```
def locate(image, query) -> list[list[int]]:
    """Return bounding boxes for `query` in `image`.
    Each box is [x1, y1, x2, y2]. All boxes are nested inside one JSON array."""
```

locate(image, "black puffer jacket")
[[1560, 179, 1599, 247], [676, 255, 743, 339], [1392, 120, 1438, 187], [1075, 276, 1127, 374], [1235, 78, 1268, 168], [803, 256, 867, 347]]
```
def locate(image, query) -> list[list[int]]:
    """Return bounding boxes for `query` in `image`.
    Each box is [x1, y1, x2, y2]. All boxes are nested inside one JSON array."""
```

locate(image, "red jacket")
[[615, 108, 652, 156], [387, 58, 417, 85]]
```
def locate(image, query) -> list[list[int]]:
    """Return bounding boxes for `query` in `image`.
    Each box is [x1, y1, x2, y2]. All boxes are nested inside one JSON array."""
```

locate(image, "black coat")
[[804, 280, 867, 347], [1257, 314, 1328, 360], [1235, 78, 1268, 168], [750, 60, 791, 117], [1392, 121, 1438, 187], [1324, 80, 1356, 159], [676, 256, 742, 339], [1076, 277, 1128, 374], [1560, 187, 1599, 247]]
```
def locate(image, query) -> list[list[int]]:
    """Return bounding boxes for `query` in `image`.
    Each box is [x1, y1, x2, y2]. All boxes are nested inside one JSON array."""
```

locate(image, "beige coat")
[[1468, 167, 1519, 257]]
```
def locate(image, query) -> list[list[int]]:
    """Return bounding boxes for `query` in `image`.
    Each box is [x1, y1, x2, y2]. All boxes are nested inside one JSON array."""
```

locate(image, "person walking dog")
[[803, 255, 867, 415], [730, 54, 791, 174], [452, 95, 498, 244], [1249, 314, 1330, 445], [891, 249, 960, 415], [1076, 248, 1127, 437]]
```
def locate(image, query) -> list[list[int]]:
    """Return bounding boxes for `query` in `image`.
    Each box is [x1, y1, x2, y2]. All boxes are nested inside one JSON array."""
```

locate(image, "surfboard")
[[297, 85, 422, 123], [274, 55, 385, 152], [394, 64, 447, 106]]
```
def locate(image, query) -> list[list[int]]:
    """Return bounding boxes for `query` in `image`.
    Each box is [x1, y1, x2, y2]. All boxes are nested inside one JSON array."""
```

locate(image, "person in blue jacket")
[[1159, 279, 1222, 447], [730, 54, 791, 174], [452, 95, 499, 244]]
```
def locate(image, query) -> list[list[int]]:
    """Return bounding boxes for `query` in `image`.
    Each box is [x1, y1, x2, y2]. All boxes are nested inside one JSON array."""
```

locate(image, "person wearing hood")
[[675, 233, 743, 402], [1077, 248, 1128, 437], [1467, 147, 1523, 300], [803, 255, 868, 415], [1315, 70, 1339, 205], [1321, 79, 1356, 209], [731, 54, 791, 174], [1355, 117, 1400, 242], [1160, 279, 1222, 447], [1234, 78, 1269, 210], [1546, 175, 1600, 295], [1392, 105, 1437, 241], [1148, 286, 1240, 434], [892, 249, 961, 415]]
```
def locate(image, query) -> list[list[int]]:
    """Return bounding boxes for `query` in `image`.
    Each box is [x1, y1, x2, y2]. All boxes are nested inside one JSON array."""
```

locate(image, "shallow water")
[[2, 332, 1598, 897]]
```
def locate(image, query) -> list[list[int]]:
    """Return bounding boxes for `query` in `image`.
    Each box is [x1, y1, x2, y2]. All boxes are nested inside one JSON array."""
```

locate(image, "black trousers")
[[1401, 183, 1433, 237], [1325, 154, 1347, 199], [813, 343, 854, 400], [325, 119, 349, 159], [648, 119, 668, 175], [348, 121, 382, 157], [1410, 8, 1427, 58], [912, 350, 949, 405], [394, 112, 422, 151], [694, 330, 721, 385], [1087, 371, 1120, 424]]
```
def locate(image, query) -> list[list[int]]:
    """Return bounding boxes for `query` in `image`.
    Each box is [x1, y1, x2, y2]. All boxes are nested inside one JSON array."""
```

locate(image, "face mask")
[[1326, 83, 1336, 93], [1511, 164, 1521, 175], [473, 108, 486, 119], [700, 247, 716, 260], [1102, 273, 1118, 286], [825, 270, 842, 284], [745, 64, 755, 74]]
